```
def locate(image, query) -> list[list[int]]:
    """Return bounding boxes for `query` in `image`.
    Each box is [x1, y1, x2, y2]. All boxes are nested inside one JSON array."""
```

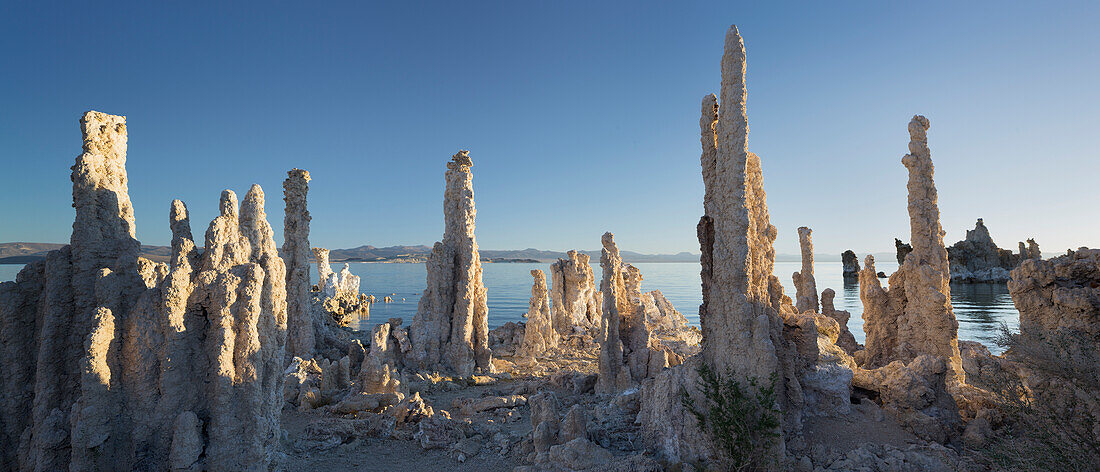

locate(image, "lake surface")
[[0, 260, 1018, 352]]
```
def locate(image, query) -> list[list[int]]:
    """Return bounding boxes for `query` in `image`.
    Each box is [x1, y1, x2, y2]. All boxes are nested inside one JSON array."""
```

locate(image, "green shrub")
[[679, 363, 781, 472]]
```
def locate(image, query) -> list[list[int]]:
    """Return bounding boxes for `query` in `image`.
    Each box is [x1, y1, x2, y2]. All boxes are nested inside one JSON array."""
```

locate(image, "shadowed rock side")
[[0, 111, 286, 471], [947, 218, 1040, 282], [1008, 248, 1100, 340], [899, 218, 1041, 283], [408, 151, 492, 376], [793, 226, 819, 313], [841, 249, 860, 278], [895, 238, 913, 265], [1005, 248, 1100, 449], [284, 168, 315, 359], [596, 233, 689, 395], [595, 233, 628, 394]]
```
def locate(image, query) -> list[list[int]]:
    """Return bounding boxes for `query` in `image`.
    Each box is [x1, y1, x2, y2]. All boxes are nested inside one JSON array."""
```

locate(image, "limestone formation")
[[0, 111, 286, 471], [305, 247, 362, 358], [640, 26, 814, 463], [895, 238, 912, 264], [946, 218, 1025, 283], [895, 115, 963, 381], [821, 288, 860, 354], [853, 117, 968, 442], [284, 168, 315, 359], [861, 119, 962, 375], [596, 233, 688, 395], [548, 250, 601, 336], [1022, 238, 1041, 260], [518, 270, 558, 359], [1005, 248, 1100, 449], [1008, 248, 1100, 340], [595, 233, 628, 394], [793, 226, 819, 313], [314, 247, 333, 287], [842, 250, 860, 278], [858, 255, 898, 368], [408, 151, 492, 375]]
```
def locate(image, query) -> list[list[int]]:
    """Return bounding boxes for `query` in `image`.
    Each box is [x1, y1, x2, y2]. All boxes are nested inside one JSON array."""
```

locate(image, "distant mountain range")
[[0, 242, 904, 265]]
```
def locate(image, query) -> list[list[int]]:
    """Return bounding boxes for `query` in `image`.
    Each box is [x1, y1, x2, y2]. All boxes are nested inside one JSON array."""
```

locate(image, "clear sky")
[[2, 1, 1098, 256]]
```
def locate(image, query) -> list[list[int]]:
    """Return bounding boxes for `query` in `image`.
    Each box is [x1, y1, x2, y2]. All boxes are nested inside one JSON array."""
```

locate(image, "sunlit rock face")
[[517, 269, 558, 359], [639, 26, 813, 464], [408, 151, 492, 376], [548, 250, 601, 336], [855, 116, 966, 442], [0, 111, 286, 471]]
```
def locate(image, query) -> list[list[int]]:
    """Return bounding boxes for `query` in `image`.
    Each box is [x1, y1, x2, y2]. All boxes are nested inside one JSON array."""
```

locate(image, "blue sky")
[[1, 1, 1098, 255]]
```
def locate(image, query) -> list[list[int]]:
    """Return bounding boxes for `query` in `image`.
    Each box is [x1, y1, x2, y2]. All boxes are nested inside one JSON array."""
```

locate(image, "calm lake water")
[[0, 260, 1018, 352]]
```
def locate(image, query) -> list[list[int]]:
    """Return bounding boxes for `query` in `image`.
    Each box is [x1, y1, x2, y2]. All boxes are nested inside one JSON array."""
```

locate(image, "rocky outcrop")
[[595, 233, 629, 394], [1019, 239, 1041, 261], [305, 247, 362, 359], [821, 288, 860, 355], [596, 233, 686, 394], [548, 250, 601, 336], [793, 227, 819, 313], [1008, 248, 1100, 340], [946, 218, 1030, 283], [1005, 248, 1100, 451], [639, 26, 816, 464], [517, 270, 558, 359], [895, 115, 963, 381], [284, 168, 315, 359], [860, 117, 962, 377], [408, 151, 492, 375], [842, 250, 860, 278], [0, 111, 286, 471], [855, 116, 965, 442], [895, 238, 912, 265]]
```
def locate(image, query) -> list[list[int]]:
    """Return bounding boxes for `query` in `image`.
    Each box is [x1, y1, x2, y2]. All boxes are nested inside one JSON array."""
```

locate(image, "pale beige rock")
[[821, 288, 860, 355], [306, 248, 362, 357], [640, 26, 807, 464], [793, 227, 819, 313], [596, 233, 669, 392], [360, 322, 402, 395], [1008, 248, 1100, 338], [596, 233, 627, 395], [284, 168, 315, 359], [859, 116, 963, 384], [518, 270, 559, 359], [313, 247, 333, 288], [549, 250, 601, 336], [409, 151, 492, 375], [0, 111, 286, 471]]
